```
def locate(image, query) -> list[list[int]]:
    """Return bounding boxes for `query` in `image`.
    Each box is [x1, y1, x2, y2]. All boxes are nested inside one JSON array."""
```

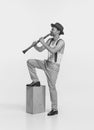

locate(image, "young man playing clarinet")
[[26, 22, 65, 116]]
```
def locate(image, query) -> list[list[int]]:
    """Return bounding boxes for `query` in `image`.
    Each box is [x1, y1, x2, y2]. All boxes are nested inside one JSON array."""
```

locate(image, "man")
[[26, 22, 65, 116]]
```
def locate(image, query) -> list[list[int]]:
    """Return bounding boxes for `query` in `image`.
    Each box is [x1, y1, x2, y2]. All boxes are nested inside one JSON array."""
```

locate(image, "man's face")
[[50, 27, 60, 36]]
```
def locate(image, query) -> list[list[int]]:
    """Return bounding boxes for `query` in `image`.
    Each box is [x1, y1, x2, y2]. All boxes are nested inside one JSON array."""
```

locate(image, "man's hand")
[[39, 37, 45, 44], [32, 41, 37, 46]]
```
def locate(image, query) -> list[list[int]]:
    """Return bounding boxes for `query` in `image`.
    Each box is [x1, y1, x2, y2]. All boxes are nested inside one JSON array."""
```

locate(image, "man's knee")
[[27, 59, 30, 65], [49, 84, 56, 92], [27, 59, 34, 66]]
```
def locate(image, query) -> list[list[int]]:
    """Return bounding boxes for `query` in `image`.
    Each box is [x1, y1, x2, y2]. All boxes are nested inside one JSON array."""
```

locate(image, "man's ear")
[[58, 30, 60, 35]]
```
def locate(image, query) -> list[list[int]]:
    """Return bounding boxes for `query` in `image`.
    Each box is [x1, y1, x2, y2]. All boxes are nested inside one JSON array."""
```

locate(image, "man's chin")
[[50, 32, 54, 36]]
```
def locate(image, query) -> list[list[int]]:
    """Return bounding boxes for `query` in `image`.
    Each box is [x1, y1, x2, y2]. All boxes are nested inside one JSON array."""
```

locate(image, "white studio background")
[[0, 0, 94, 129]]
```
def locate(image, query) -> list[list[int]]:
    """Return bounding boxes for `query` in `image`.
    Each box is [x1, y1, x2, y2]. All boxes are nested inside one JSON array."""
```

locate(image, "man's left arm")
[[39, 38, 65, 54]]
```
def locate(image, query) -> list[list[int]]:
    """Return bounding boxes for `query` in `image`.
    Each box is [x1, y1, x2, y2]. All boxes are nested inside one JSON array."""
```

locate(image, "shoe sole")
[[47, 113, 58, 116]]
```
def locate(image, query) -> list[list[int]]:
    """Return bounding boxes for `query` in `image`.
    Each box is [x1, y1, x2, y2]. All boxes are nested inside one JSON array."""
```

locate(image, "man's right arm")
[[34, 38, 51, 52]]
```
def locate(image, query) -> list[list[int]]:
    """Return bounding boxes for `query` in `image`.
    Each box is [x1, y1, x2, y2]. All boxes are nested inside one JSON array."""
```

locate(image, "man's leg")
[[47, 71, 59, 110], [44, 61, 60, 111], [27, 59, 45, 82]]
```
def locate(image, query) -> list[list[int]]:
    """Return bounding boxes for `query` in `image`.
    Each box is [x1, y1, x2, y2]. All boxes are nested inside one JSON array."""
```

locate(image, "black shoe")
[[47, 109, 58, 116], [26, 81, 40, 87]]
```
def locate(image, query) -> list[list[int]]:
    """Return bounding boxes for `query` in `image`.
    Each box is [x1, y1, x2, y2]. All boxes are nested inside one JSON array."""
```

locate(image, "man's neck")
[[53, 34, 60, 41]]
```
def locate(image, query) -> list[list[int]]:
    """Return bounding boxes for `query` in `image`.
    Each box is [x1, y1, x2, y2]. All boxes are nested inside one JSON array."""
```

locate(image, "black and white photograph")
[[0, 0, 94, 130]]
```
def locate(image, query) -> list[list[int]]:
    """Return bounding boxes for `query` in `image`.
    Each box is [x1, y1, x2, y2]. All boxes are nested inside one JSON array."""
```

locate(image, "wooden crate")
[[26, 85, 46, 114]]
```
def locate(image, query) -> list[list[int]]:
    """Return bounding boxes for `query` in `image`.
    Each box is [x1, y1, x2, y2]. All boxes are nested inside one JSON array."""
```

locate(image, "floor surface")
[[0, 90, 94, 130]]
